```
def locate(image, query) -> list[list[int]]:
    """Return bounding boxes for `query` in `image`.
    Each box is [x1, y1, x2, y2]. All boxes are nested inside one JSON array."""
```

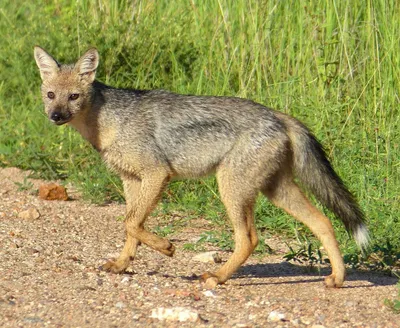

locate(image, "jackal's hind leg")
[[263, 176, 345, 288], [201, 169, 258, 289]]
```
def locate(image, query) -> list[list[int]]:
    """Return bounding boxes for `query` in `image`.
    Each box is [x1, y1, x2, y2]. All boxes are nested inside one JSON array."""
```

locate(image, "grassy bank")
[[0, 0, 399, 264]]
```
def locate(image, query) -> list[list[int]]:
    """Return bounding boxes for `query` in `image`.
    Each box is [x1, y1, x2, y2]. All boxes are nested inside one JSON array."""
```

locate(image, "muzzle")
[[49, 111, 72, 125]]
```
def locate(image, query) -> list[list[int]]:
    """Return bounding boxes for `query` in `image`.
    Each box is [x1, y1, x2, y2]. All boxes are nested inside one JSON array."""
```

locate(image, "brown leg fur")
[[263, 174, 345, 288], [201, 169, 259, 288], [101, 178, 142, 273], [102, 171, 174, 273]]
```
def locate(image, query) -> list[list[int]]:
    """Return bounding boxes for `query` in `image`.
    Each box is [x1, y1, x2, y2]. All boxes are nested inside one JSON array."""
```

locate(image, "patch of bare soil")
[[0, 167, 398, 327]]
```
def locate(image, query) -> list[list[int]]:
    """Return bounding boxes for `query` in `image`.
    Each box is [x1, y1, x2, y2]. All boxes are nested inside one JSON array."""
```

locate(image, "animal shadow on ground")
[[228, 262, 398, 288], [179, 261, 397, 288]]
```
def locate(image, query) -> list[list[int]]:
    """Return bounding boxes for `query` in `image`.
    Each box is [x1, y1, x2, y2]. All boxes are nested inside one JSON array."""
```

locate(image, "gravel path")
[[0, 167, 398, 327]]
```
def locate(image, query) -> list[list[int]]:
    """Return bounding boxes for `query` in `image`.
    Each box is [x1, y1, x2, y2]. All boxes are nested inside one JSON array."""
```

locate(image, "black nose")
[[50, 112, 63, 122]]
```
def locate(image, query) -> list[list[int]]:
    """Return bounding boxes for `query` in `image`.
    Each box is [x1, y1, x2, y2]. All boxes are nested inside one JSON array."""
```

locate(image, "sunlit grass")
[[0, 0, 399, 260]]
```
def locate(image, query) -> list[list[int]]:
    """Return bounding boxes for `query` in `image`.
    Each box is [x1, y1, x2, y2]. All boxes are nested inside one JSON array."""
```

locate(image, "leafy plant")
[[14, 177, 34, 193], [365, 240, 400, 272], [152, 224, 176, 238], [384, 280, 400, 313], [284, 242, 330, 269], [198, 231, 234, 251]]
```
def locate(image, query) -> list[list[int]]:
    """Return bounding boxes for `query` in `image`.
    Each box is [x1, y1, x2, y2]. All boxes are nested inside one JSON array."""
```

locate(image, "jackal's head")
[[34, 46, 99, 125]]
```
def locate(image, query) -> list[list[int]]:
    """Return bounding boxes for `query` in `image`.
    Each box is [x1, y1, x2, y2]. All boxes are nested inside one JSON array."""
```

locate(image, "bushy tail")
[[280, 114, 369, 249]]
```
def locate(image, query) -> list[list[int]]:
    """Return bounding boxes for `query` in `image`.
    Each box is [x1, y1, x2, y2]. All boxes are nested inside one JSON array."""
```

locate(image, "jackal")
[[34, 46, 368, 288]]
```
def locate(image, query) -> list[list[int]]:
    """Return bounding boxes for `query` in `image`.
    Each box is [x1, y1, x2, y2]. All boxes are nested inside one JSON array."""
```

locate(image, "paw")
[[159, 243, 176, 257], [200, 272, 219, 289], [324, 274, 344, 288], [100, 259, 128, 274]]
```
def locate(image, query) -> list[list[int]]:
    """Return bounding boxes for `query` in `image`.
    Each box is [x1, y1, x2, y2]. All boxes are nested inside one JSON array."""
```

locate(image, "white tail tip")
[[354, 223, 369, 250]]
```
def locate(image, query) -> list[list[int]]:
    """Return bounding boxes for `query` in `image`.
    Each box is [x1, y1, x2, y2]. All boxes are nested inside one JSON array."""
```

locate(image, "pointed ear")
[[75, 48, 99, 83], [34, 46, 60, 80]]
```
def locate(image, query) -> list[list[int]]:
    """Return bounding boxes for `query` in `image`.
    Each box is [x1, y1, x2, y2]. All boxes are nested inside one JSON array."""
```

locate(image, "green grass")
[[0, 0, 399, 267], [385, 281, 400, 313]]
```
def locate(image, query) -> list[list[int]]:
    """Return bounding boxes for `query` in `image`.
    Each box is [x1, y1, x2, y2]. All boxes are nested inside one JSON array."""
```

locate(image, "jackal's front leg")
[[101, 172, 173, 273], [101, 178, 141, 273]]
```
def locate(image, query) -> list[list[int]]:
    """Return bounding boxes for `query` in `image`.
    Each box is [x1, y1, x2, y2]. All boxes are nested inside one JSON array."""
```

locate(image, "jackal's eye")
[[47, 91, 55, 99], [69, 93, 79, 100]]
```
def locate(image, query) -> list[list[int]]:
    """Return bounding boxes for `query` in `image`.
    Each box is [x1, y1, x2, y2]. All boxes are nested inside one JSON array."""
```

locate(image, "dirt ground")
[[0, 167, 398, 327]]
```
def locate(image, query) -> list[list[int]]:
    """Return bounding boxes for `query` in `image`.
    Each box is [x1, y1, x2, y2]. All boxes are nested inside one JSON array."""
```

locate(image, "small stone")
[[115, 302, 126, 309], [150, 307, 199, 322], [26, 247, 40, 255], [301, 317, 313, 325], [202, 290, 217, 298], [192, 251, 221, 263], [11, 241, 22, 248], [18, 208, 40, 220], [268, 310, 286, 322], [23, 317, 43, 323], [39, 183, 68, 201], [121, 276, 131, 284], [132, 311, 141, 320]]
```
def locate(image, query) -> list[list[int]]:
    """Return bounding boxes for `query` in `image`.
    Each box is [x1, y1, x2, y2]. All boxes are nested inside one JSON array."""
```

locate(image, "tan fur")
[[34, 46, 368, 289]]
